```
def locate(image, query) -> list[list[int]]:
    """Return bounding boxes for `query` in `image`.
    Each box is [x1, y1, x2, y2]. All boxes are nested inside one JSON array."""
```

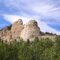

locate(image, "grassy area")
[[0, 37, 60, 60]]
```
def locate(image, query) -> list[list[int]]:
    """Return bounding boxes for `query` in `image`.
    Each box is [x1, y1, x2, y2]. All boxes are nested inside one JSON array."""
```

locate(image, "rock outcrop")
[[0, 26, 12, 42], [11, 19, 24, 39], [20, 20, 40, 41], [0, 19, 57, 42]]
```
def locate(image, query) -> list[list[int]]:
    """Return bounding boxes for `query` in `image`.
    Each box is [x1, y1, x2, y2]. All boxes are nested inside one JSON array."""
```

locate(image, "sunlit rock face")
[[0, 25, 12, 42], [20, 20, 40, 41], [0, 19, 57, 43], [11, 19, 24, 39]]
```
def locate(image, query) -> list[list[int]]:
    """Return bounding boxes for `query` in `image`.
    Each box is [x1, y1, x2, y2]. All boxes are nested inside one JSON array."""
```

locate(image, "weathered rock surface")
[[20, 20, 40, 41], [0, 26, 12, 42], [0, 19, 57, 42], [11, 19, 24, 39]]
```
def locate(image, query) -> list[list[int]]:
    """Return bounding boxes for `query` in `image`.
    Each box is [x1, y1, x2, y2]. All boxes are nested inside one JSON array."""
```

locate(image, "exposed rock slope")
[[0, 19, 57, 42]]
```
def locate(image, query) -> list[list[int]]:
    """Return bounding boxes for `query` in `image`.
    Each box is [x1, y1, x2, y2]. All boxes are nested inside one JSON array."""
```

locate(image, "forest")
[[0, 37, 60, 60]]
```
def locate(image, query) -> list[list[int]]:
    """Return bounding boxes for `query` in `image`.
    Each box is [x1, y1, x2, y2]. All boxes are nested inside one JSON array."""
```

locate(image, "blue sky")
[[0, 0, 60, 34]]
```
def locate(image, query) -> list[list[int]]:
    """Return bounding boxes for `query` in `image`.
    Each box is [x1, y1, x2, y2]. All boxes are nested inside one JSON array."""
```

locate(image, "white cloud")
[[1, 0, 60, 20], [37, 20, 60, 35], [3, 14, 38, 24], [3, 14, 20, 23]]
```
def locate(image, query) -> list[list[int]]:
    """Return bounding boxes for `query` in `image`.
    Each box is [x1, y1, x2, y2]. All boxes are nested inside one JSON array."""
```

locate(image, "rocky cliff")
[[20, 20, 41, 41], [0, 19, 57, 42]]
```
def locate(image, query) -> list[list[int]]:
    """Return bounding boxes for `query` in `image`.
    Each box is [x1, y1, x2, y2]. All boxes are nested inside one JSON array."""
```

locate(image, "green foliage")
[[0, 37, 60, 60]]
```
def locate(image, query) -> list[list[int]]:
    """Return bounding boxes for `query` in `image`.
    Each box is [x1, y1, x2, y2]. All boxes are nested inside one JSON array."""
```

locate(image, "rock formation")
[[0, 19, 57, 42], [11, 19, 24, 39], [20, 20, 40, 41], [0, 26, 12, 42]]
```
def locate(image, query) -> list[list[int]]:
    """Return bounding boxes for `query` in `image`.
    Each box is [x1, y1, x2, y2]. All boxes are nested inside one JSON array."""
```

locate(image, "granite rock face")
[[11, 19, 24, 39], [0, 19, 57, 42], [20, 20, 40, 41]]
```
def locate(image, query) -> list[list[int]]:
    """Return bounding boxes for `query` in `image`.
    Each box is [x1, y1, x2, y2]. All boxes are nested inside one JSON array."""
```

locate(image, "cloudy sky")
[[0, 0, 60, 35]]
